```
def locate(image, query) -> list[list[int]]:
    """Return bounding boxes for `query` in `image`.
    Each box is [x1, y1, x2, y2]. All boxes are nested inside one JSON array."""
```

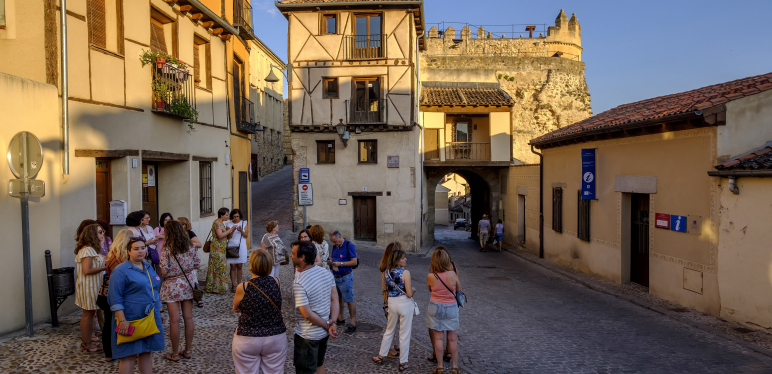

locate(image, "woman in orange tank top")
[[426, 247, 463, 374]]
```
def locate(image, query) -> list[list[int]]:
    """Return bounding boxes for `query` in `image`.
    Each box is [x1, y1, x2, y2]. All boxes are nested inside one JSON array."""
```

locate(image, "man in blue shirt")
[[326, 230, 358, 333]]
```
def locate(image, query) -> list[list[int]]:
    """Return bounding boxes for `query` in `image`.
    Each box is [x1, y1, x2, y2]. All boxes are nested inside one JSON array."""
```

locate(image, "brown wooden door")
[[353, 196, 376, 241], [630, 193, 650, 286], [95, 159, 113, 237], [142, 163, 159, 227], [239, 171, 249, 220], [425, 129, 439, 160]]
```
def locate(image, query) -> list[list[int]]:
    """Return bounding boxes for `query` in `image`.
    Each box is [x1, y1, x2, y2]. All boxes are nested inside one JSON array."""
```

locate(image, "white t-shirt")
[[495, 223, 504, 234], [293, 265, 336, 340], [479, 219, 491, 232]]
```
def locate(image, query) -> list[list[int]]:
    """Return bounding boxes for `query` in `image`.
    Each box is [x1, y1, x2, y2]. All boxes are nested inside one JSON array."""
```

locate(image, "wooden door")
[[95, 159, 113, 237], [142, 163, 159, 227], [630, 193, 650, 287], [425, 129, 439, 160], [239, 171, 249, 220], [353, 196, 376, 241]]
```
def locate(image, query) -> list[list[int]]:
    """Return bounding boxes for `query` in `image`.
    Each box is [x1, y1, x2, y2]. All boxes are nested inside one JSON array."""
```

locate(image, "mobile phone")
[[115, 325, 135, 336]]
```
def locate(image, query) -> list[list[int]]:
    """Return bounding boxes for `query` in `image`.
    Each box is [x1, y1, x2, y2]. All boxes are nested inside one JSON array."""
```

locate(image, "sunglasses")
[[97, 230, 105, 234]]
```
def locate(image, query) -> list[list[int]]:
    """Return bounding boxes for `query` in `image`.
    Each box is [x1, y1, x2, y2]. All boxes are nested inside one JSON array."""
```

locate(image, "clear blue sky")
[[251, 0, 772, 113]]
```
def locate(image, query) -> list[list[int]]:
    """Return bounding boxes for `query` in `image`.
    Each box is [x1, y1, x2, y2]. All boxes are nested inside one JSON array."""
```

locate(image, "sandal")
[[336, 319, 345, 326], [164, 353, 180, 362], [372, 356, 384, 365], [80, 342, 102, 353], [230, 285, 236, 293], [432, 369, 444, 374], [443, 352, 452, 362], [346, 325, 357, 333], [91, 336, 101, 342], [399, 363, 410, 372], [387, 350, 400, 359], [451, 369, 460, 374], [427, 354, 438, 363], [179, 349, 192, 359], [197, 300, 204, 308]]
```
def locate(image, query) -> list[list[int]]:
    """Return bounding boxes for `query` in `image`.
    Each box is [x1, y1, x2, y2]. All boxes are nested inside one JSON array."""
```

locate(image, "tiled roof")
[[420, 86, 513, 107], [532, 71, 772, 145], [716, 144, 772, 171]]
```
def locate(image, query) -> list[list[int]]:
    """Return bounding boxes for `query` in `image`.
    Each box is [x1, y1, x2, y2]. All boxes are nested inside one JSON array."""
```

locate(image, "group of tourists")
[[478, 214, 504, 252], [72, 209, 464, 374]]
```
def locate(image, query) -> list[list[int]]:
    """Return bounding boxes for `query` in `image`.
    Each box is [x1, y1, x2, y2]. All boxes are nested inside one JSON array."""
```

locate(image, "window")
[[87, 0, 107, 48], [355, 13, 381, 37], [150, 7, 175, 55], [193, 43, 201, 85], [552, 187, 563, 232], [150, 19, 167, 53], [352, 77, 381, 122], [358, 140, 377, 164], [322, 14, 337, 34], [323, 78, 338, 99], [193, 35, 211, 88], [199, 162, 212, 215], [317, 141, 335, 164], [0, 0, 5, 28], [577, 190, 590, 241], [455, 122, 469, 142]]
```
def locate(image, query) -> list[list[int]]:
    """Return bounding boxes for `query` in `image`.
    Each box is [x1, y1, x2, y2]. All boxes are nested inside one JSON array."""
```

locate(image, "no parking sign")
[[298, 183, 313, 206]]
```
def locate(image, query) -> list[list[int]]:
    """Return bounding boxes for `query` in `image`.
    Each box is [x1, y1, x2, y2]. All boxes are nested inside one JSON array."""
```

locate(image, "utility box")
[[109, 200, 127, 225]]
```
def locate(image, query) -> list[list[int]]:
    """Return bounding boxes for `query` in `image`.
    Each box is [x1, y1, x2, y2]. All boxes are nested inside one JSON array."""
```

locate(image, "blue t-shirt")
[[331, 239, 357, 276]]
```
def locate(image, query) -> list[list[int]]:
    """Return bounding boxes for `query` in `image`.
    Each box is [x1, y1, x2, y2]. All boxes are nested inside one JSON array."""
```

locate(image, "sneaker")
[[346, 325, 357, 333], [336, 319, 345, 326]]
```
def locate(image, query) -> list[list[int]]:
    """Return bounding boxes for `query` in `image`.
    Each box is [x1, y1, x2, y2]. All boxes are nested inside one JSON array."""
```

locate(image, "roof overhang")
[[707, 170, 772, 178], [178, 0, 239, 38], [275, 0, 426, 51]]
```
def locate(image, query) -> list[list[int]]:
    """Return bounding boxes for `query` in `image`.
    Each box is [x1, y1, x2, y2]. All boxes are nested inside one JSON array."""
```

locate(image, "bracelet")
[[118, 320, 126, 323]]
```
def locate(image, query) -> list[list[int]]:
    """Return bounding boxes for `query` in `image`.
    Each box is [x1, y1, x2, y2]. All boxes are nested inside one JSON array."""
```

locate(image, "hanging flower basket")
[[176, 69, 187, 80], [155, 58, 166, 69]]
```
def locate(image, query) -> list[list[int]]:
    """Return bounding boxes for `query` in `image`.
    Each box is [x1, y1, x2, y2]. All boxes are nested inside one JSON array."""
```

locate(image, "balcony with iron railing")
[[351, 99, 383, 123], [236, 97, 257, 134], [151, 62, 197, 121], [344, 34, 387, 60], [444, 142, 491, 160], [233, 0, 255, 40]]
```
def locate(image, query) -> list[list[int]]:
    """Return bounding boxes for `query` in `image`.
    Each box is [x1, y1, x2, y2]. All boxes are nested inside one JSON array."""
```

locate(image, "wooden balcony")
[[344, 34, 387, 60]]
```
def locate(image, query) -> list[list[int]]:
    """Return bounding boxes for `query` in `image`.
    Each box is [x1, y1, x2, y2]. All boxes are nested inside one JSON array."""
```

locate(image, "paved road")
[[251, 165, 294, 242]]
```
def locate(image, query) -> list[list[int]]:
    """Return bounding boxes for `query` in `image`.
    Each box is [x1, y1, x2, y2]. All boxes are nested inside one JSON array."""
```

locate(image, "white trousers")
[[379, 295, 414, 364]]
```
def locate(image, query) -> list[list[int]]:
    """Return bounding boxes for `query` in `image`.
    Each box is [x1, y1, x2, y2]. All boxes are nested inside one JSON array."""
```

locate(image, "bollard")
[[45, 250, 58, 327]]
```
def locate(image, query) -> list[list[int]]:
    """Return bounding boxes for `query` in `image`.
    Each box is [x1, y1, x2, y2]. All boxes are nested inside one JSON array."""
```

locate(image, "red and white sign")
[[298, 183, 313, 206], [655, 213, 670, 229]]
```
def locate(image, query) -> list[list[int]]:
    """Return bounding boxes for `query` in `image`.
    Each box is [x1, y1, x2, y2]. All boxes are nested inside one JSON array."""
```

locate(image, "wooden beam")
[[201, 21, 214, 28], [75, 149, 139, 158], [190, 13, 203, 20], [141, 150, 190, 161], [212, 28, 223, 36], [348, 191, 383, 197], [192, 156, 218, 162], [178, 5, 192, 12], [163, 0, 178, 3], [220, 34, 232, 41]]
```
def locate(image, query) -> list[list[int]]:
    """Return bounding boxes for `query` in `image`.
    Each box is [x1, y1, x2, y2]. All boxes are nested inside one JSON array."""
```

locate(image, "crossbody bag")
[[433, 272, 467, 308], [171, 251, 204, 307], [385, 270, 419, 315], [116, 267, 160, 344]]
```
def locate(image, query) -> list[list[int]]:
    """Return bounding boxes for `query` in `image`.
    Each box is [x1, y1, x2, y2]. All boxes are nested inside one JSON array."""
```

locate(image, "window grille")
[[552, 188, 563, 232], [193, 44, 201, 84], [199, 162, 212, 215], [577, 190, 590, 241], [87, 0, 107, 48], [150, 19, 167, 53]]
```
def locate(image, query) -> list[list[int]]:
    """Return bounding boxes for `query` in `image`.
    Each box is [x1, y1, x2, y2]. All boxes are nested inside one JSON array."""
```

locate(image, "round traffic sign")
[[302, 185, 308, 191], [7, 131, 44, 179]]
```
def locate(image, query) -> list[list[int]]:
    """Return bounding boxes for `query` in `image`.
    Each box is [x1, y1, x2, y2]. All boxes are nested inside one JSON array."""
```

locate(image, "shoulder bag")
[[345, 241, 359, 270], [116, 267, 161, 344], [171, 251, 204, 307], [433, 272, 467, 308], [202, 228, 213, 253], [226, 222, 243, 259], [246, 280, 280, 313], [385, 270, 420, 315]]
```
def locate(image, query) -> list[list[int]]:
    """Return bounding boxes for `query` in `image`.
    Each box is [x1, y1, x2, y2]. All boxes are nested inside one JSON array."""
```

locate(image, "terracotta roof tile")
[[420, 86, 514, 107], [532, 71, 772, 145], [715, 146, 772, 171]]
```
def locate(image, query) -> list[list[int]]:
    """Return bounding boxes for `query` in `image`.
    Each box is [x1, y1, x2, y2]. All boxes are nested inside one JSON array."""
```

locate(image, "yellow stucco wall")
[[540, 128, 720, 315], [503, 165, 541, 255]]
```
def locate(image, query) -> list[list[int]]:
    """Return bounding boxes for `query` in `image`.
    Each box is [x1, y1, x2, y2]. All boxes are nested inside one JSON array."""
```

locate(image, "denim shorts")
[[426, 300, 459, 331], [496, 233, 503, 242], [334, 272, 355, 303]]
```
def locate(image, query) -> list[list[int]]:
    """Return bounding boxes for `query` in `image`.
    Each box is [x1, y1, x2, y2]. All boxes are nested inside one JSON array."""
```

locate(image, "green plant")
[[139, 49, 188, 71], [169, 94, 199, 131], [152, 79, 169, 103]]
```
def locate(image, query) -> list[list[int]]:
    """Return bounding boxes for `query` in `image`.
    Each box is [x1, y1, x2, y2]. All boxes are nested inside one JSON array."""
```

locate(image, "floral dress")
[[205, 220, 229, 293], [160, 246, 201, 302]]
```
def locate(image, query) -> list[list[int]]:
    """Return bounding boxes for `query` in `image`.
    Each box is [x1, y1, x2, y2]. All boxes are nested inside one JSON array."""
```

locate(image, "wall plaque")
[[387, 156, 399, 168]]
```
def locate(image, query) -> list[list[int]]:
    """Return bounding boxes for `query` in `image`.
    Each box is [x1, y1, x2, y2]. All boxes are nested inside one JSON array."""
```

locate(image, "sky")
[[251, 0, 772, 113]]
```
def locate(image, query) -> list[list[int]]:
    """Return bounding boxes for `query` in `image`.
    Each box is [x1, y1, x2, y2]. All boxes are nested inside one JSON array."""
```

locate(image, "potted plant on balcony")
[[152, 79, 169, 110], [169, 94, 199, 131]]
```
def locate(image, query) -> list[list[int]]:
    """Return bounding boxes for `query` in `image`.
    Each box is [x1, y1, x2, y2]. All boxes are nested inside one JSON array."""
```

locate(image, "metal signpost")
[[7, 131, 45, 337], [298, 183, 313, 229]]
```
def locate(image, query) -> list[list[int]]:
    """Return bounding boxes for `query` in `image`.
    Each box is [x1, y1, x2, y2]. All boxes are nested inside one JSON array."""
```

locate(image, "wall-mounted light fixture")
[[265, 64, 288, 83], [335, 119, 349, 147]]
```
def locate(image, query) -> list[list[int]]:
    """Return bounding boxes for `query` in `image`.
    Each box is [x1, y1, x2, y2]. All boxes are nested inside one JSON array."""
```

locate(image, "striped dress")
[[75, 246, 104, 310]]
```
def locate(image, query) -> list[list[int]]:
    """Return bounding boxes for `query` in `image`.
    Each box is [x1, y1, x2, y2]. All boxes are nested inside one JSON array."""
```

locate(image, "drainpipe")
[[61, 0, 70, 178], [531, 145, 544, 259]]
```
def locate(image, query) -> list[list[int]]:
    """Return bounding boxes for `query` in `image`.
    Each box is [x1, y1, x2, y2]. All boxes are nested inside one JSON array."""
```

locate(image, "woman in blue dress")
[[109, 236, 165, 374]]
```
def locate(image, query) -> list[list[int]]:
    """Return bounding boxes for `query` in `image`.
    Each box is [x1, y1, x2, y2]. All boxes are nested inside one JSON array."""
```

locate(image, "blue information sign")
[[670, 215, 687, 233], [299, 168, 310, 183], [581, 149, 596, 200]]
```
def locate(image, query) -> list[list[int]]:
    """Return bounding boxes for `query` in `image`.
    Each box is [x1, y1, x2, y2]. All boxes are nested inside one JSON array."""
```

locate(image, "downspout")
[[61, 0, 70, 178], [531, 145, 544, 259]]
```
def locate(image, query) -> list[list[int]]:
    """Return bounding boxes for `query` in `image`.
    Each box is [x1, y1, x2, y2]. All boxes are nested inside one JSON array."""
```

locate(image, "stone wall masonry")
[[283, 99, 292, 162], [255, 128, 285, 178], [421, 55, 592, 163]]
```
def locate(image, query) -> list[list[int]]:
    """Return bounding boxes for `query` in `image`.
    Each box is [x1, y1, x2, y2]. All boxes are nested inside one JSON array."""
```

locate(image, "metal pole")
[[21, 193, 33, 337], [45, 250, 58, 328], [61, 0, 69, 176], [303, 205, 307, 230]]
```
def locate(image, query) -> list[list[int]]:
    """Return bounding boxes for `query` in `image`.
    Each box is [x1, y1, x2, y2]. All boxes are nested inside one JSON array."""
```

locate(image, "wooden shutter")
[[350, 78, 356, 122], [150, 20, 167, 53], [87, 0, 107, 49], [205, 44, 212, 89], [552, 188, 563, 232], [577, 190, 590, 241], [193, 44, 201, 85]]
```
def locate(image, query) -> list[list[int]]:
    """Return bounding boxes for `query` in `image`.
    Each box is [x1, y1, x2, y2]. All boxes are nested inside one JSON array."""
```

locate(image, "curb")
[[503, 246, 772, 362]]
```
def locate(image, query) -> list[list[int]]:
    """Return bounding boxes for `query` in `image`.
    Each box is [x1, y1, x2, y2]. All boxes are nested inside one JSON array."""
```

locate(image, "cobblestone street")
[[1, 166, 772, 373]]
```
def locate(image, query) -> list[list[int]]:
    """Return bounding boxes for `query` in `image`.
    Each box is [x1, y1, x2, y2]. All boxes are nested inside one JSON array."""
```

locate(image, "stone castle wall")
[[254, 128, 285, 178], [283, 99, 291, 163]]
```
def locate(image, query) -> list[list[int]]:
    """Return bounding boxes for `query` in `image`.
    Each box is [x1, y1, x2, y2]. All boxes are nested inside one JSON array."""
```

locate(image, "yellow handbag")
[[116, 267, 160, 345]]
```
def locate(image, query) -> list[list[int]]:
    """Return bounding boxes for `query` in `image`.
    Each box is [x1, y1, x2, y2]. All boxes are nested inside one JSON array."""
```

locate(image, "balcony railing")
[[233, 0, 255, 40], [237, 97, 256, 133], [152, 62, 196, 120], [351, 99, 382, 123], [445, 142, 491, 160], [344, 34, 387, 60]]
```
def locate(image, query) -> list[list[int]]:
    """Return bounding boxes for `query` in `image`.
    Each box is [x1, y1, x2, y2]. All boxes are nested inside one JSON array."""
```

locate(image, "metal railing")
[[233, 0, 255, 39], [352, 99, 381, 123], [344, 34, 386, 60], [237, 97, 256, 133], [444, 142, 491, 160], [152, 62, 196, 120]]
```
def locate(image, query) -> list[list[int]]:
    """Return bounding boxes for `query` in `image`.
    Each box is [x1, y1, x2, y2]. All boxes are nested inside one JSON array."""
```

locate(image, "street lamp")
[[264, 64, 287, 83], [335, 119, 349, 147]]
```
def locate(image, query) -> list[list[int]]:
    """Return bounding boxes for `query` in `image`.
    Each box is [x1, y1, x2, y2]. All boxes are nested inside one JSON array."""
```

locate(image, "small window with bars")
[[552, 188, 563, 232], [323, 77, 338, 99], [577, 190, 590, 241], [317, 141, 335, 164], [87, 0, 107, 49], [199, 162, 213, 215]]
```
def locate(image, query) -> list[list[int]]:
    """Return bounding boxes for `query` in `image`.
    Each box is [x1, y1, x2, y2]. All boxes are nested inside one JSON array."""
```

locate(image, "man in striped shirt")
[[292, 241, 339, 374]]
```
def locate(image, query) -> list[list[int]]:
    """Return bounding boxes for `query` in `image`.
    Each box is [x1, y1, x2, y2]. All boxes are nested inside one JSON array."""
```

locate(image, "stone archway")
[[424, 166, 505, 244]]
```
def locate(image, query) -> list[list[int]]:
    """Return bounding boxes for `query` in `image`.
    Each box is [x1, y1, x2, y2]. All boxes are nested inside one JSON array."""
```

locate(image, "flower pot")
[[155, 58, 166, 69], [176, 70, 186, 80], [162, 64, 171, 74], [156, 100, 165, 110]]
